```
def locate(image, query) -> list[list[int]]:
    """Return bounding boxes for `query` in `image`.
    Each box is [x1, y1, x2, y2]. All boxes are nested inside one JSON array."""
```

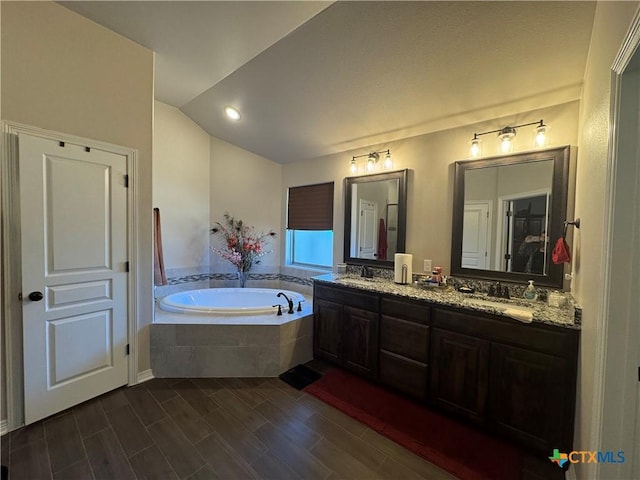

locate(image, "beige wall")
[[283, 101, 580, 274], [1, 0, 154, 424], [210, 137, 282, 272], [154, 101, 211, 270], [572, 2, 640, 478]]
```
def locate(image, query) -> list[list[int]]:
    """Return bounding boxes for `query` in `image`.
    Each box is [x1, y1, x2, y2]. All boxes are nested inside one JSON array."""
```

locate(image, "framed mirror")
[[344, 169, 408, 268], [451, 146, 570, 288]]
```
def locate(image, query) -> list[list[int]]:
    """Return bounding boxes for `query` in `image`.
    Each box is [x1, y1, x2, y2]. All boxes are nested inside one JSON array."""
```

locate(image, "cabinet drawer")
[[380, 315, 429, 362], [379, 350, 428, 401], [314, 284, 379, 312], [381, 297, 430, 324], [432, 307, 577, 356]]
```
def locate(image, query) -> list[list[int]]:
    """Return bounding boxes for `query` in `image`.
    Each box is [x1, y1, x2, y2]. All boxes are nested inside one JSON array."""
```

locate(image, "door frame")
[[591, 8, 640, 480], [495, 188, 550, 272], [1, 121, 139, 431]]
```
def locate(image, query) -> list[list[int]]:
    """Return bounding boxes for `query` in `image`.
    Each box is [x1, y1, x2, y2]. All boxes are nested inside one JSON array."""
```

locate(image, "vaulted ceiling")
[[60, 1, 596, 163]]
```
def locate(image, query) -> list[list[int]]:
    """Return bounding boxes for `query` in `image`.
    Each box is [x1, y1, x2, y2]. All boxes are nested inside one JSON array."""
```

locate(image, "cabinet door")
[[430, 328, 489, 423], [489, 343, 571, 452], [342, 306, 379, 378], [313, 299, 343, 365]]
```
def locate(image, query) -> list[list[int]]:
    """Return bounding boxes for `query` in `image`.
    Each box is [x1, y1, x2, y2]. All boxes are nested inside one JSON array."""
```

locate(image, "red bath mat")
[[304, 368, 523, 480]]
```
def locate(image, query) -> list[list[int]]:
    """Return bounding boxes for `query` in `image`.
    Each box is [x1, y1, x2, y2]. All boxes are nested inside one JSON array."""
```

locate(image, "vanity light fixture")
[[224, 106, 241, 121], [534, 122, 548, 147], [366, 152, 379, 171], [350, 157, 357, 174], [469, 119, 547, 157], [350, 149, 392, 174], [498, 126, 516, 153], [384, 151, 393, 169], [470, 134, 482, 158]]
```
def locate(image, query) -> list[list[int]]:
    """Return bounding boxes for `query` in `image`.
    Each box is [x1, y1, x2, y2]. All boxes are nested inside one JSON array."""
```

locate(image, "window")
[[288, 230, 333, 268], [287, 182, 334, 268]]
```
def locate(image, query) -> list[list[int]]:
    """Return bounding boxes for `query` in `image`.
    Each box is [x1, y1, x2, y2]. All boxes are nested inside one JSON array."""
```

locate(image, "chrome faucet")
[[277, 292, 294, 314]]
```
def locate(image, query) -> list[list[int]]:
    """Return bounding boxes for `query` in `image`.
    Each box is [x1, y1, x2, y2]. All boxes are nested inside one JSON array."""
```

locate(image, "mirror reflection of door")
[[501, 193, 550, 274], [358, 199, 378, 259], [462, 201, 492, 269]]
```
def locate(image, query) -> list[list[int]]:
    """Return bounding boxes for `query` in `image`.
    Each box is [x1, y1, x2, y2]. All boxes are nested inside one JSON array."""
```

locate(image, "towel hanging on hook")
[[554, 218, 580, 264]]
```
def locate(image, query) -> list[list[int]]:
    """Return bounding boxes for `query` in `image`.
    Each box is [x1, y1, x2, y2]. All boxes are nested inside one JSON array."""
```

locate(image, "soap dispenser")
[[523, 280, 538, 301]]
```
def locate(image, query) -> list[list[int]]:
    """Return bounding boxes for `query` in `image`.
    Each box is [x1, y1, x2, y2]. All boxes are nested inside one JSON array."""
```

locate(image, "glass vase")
[[237, 270, 249, 288]]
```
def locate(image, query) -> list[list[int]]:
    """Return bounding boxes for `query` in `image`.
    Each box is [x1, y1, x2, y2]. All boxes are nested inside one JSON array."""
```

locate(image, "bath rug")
[[278, 364, 322, 390], [304, 368, 524, 480]]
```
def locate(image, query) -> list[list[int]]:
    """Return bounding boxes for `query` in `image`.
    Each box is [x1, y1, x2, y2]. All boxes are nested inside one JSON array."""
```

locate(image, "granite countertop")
[[313, 273, 579, 330]]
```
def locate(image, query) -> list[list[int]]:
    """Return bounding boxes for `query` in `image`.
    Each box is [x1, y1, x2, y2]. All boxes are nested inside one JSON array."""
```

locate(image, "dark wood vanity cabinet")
[[342, 306, 379, 377], [489, 343, 571, 452], [313, 284, 379, 379], [379, 297, 430, 400], [430, 328, 489, 423], [430, 307, 579, 453], [313, 298, 342, 364], [312, 281, 579, 454]]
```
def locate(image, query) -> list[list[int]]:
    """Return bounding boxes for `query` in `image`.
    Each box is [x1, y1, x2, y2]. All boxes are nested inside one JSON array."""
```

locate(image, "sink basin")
[[463, 298, 534, 322], [336, 277, 377, 287]]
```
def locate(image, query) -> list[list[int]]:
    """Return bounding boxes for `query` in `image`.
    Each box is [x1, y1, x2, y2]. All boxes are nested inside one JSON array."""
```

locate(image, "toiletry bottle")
[[523, 280, 537, 300]]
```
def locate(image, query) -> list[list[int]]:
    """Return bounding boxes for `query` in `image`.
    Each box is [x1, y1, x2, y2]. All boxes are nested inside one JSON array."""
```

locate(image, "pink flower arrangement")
[[210, 213, 277, 272]]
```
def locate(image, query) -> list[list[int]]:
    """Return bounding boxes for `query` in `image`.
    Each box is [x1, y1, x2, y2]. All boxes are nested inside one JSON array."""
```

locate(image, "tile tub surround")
[[315, 273, 579, 328], [151, 301, 313, 377], [154, 270, 315, 298]]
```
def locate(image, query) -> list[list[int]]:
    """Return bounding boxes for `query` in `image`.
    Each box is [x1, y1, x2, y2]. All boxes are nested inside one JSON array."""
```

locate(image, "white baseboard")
[[137, 369, 154, 384], [0, 419, 8, 436]]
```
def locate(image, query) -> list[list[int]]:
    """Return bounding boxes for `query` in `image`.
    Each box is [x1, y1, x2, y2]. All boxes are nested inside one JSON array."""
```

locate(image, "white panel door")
[[358, 199, 377, 259], [20, 133, 129, 424], [462, 202, 490, 269]]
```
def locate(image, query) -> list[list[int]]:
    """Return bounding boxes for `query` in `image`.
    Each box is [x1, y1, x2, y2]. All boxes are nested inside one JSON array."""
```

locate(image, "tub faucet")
[[277, 292, 294, 314]]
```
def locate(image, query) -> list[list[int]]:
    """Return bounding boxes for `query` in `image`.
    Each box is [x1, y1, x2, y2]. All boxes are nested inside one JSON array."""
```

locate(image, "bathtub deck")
[[151, 303, 314, 377]]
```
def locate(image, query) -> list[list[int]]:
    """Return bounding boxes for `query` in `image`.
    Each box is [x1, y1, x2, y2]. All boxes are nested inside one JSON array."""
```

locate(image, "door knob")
[[28, 291, 44, 301]]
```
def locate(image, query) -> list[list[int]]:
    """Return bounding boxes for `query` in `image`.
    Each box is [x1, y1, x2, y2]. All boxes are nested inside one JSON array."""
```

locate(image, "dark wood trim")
[[344, 169, 408, 269], [450, 146, 570, 288]]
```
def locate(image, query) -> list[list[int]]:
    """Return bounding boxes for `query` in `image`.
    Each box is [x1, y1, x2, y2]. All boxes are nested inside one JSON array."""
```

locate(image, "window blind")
[[287, 182, 334, 230]]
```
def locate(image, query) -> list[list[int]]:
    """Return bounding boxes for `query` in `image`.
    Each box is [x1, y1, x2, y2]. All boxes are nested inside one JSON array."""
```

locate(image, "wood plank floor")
[[1, 374, 459, 480]]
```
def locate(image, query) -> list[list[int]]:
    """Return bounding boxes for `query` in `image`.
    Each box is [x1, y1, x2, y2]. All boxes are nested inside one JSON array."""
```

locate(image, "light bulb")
[[384, 152, 393, 169], [470, 138, 481, 158], [497, 127, 516, 153], [534, 124, 547, 148], [350, 159, 357, 174], [224, 106, 241, 121], [366, 157, 375, 171]]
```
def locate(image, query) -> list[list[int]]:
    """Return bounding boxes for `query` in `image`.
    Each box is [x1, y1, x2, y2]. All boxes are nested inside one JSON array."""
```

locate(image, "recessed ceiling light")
[[224, 106, 241, 121]]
